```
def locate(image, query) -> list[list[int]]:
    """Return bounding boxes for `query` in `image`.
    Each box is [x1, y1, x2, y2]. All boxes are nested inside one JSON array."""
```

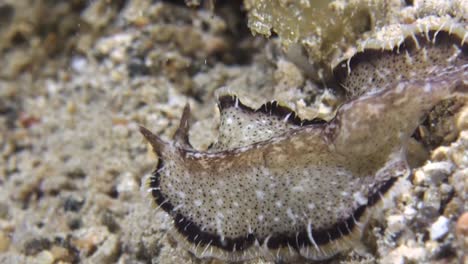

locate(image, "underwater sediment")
[[0, 0, 467, 263]]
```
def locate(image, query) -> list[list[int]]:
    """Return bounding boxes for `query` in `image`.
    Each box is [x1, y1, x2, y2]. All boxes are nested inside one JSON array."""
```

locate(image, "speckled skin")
[[140, 42, 466, 263], [335, 30, 468, 97]]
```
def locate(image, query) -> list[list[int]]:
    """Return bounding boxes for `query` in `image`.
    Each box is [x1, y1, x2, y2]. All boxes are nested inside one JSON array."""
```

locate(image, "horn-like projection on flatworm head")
[[140, 28, 467, 262]]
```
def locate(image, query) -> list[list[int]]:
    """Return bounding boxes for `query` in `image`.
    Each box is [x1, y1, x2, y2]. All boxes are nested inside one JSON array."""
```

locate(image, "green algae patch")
[[244, 0, 384, 78]]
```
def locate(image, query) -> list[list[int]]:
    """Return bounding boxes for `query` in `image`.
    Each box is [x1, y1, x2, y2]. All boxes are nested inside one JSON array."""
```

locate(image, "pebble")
[[413, 170, 427, 186], [101, 211, 120, 233], [430, 216, 451, 241], [189, 119, 218, 150], [0, 231, 10, 252], [63, 195, 85, 212], [456, 212, 468, 260], [414, 161, 454, 185], [450, 169, 468, 197], [34, 250, 54, 264], [45, 79, 61, 95], [455, 105, 468, 130], [70, 56, 88, 72], [387, 215, 406, 232], [24, 238, 51, 256], [380, 244, 426, 264], [0, 202, 9, 219], [443, 198, 462, 218], [112, 124, 130, 138], [423, 187, 441, 213], [455, 212, 468, 237], [430, 145, 450, 161], [66, 101, 77, 114], [116, 172, 138, 200], [273, 59, 305, 95], [403, 206, 418, 221], [95, 33, 134, 56], [439, 183, 453, 196], [385, 215, 406, 246], [425, 240, 453, 259], [72, 226, 109, 256], [449, 131, 468, 167], [423, 161, 454, 184], [88, 234, 120, 263], [50, 245, 72, 262]]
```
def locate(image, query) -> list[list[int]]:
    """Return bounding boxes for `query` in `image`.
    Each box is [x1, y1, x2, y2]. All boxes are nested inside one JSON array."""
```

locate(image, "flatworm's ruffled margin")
[[334, 30, 468, 81], [217, 95, 327, 127], [332, 21, 468, 78], [140, 24, 467, 262], [328, 23, 468, 98]]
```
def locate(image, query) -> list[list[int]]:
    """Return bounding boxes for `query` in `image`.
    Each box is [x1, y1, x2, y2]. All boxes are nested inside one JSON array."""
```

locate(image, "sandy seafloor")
[[0, 0, 467, 263]]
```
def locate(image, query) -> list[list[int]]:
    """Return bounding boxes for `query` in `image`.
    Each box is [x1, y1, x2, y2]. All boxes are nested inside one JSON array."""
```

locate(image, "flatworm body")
[[140, 29, 467, 262]]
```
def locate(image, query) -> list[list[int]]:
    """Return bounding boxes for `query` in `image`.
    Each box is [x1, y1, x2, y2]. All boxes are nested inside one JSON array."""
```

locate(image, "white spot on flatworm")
[[255, 190, 265, 200]]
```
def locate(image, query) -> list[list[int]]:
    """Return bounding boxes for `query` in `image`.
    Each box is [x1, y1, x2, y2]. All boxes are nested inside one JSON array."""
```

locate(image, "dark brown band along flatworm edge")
[[333, 30, 468, 84], [147, 29, 466, 255]]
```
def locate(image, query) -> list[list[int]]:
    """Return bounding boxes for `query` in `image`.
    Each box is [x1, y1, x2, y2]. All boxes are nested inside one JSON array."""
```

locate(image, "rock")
[[413, 169, 427, 186], [189, 119, 218, 150], [23, 238, 51, 256], [384, 215, 406, 246], [0, 231, 10, 252], [422, 161, 454, 185], [72, 226, 109, 256], [101, 211, 120, 233], [414, 161, 454, 186], [456, 212, 468, 261], [63, 195, 85, 212], [423, 187, 441, 214], [116, 172, 138, 200], [386, 215, 406, 233], [49, 245, 72, 262], [430, 145, 450, 161], [449, 131, 468, 167], [403, 206, 418, 221], [0, 252, 26, 263], [425, 240, 456, 260], [450, 169, 468, 198], [456, 212, 468, 237], [273, 59, 305, 99], [380, 244, 427, 264], [33, 250, 54, 264], [88, 234, 120, 263], [443, 197, 462, 218], [70, 56, 88, 73], [455, 105, 468, 131], [430, 216, 451, 241]]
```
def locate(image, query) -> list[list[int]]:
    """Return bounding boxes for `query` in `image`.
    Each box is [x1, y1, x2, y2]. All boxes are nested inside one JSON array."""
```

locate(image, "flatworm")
[[140, 27, 467, 262]]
